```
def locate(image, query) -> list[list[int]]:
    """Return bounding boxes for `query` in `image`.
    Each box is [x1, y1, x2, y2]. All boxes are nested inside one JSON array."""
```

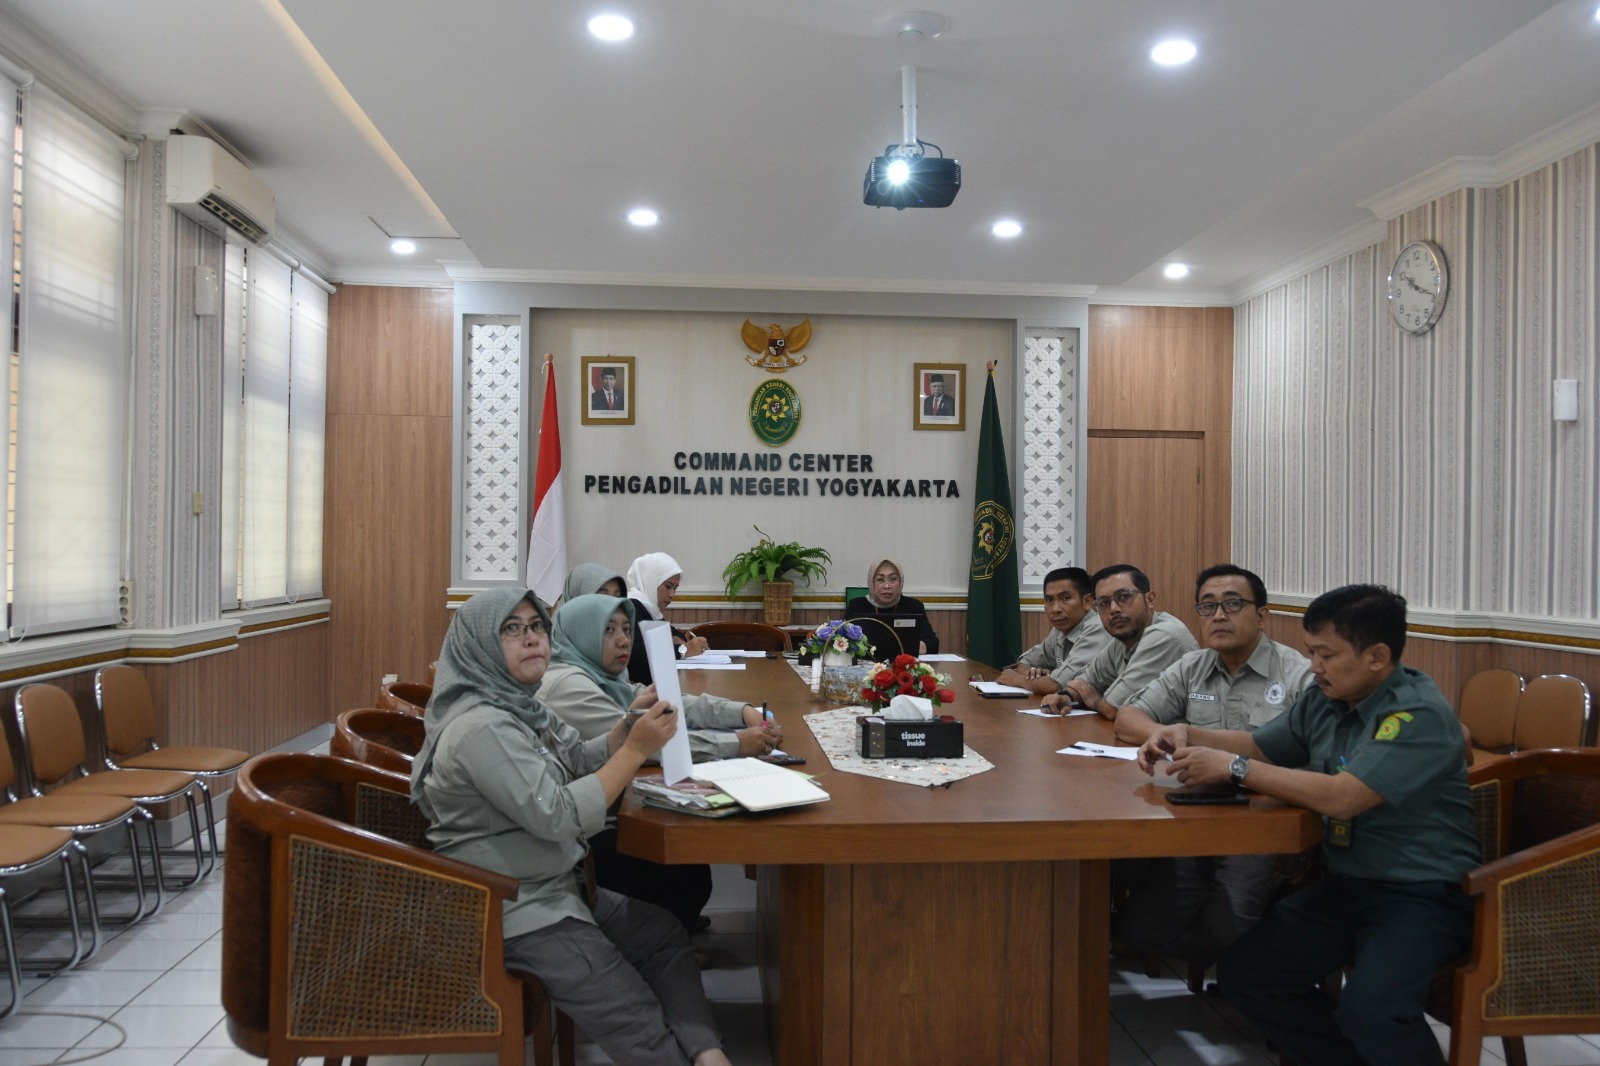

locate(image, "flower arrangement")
[[803, 619, 874, 661], [860, 654, 957, 711]]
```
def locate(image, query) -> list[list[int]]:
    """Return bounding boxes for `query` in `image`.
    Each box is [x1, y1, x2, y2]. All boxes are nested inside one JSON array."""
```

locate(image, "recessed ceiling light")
[[588, 14, 634, 41], [992, 220, 1022, 238], [1163, 262, 1190, 279], [1150, 39, 1197, 66], [389, 239, 417, 255], [626, 207, 658, 227]]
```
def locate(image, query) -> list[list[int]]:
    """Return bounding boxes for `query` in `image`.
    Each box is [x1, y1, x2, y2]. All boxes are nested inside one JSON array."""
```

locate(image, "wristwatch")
[[1229, 755, 1250, 787]]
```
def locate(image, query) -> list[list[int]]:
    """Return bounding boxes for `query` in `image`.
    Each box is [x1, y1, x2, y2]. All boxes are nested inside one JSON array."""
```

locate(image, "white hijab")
[[625, 552, 683, 621]]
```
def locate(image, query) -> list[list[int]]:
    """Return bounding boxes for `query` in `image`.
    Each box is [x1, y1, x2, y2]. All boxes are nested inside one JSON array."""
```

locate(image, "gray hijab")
[[411, 587, 552, 816], [550, 595, 638, 711], [561, 563, 626, 605]]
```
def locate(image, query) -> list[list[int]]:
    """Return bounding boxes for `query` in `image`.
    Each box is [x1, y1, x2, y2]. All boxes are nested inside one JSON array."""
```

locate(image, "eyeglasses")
[[1194, 597, 1260, 618], [1092, 589, 1142, 612], [499, 619, 547, 641]]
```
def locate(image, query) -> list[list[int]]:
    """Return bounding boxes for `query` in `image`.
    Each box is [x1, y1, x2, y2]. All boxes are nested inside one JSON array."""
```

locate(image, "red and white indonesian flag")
[[526, 355, 567, 605]]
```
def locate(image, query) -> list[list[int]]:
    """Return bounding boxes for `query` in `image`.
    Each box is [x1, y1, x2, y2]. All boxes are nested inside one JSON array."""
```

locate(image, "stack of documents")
[[689, 758, 830, 812]]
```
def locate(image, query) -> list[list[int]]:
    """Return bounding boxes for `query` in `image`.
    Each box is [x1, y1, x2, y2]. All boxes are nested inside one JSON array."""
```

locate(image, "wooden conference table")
[[616, 657, 1320, 1066]]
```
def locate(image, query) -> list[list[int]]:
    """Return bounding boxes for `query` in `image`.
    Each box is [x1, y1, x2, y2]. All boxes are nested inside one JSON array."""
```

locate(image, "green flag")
[[966, 365, 1021, 667]]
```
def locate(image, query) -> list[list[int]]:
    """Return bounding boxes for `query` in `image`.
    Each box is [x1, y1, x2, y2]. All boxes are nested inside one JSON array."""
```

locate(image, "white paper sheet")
[[917, 653, 965, 662], [1016, 707, 1098, 718], [676, 662, 747, 671], [1056, 741, 1141, 760], [679, 652, 733, 665], [640, 620, 694, 783]]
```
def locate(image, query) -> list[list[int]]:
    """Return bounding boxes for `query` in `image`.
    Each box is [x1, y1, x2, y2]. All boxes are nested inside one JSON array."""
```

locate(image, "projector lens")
[[886, 159, 911, 185]]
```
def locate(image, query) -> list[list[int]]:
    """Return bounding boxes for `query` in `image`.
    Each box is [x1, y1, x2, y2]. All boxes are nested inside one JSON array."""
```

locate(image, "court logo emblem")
[[1265, 682, 1286, 705], [970, 501, 1014, 580], [749, 379, 801, 446], [1374, 711, 1413, 741]]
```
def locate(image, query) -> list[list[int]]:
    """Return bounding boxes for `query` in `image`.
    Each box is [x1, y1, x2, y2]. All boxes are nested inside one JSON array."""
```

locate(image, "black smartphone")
[[1165, 786, 1250, 805], [760, 753, 806, 766]]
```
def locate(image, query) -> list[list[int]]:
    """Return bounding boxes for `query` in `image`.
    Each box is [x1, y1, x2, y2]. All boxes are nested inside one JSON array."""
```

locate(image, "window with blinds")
[[219, 243, 327, 610], [2, 83, 128, 638]]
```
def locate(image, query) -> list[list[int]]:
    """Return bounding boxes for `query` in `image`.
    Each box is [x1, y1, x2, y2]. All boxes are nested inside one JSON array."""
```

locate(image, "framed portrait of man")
[[581, 355, 635, 426], [913, 362, 965, 431]]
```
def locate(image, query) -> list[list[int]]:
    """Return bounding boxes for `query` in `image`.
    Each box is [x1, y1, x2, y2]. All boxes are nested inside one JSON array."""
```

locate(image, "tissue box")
[[858, 715, 964, 759]]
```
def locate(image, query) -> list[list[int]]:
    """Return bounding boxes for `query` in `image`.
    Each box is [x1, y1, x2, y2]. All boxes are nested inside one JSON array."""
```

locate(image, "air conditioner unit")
[[165, 135, 275, 243]]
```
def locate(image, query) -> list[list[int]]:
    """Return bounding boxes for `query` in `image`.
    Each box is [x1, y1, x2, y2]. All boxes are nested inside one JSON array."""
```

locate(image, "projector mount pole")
[[900, 65, 919, 156]]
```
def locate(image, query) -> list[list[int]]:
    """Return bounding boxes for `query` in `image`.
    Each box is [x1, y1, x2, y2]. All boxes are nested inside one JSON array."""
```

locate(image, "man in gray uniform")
[[1041, 563, 1197, 719], [1110, 564, 1313, 969], [996, 566, 1113, 696]]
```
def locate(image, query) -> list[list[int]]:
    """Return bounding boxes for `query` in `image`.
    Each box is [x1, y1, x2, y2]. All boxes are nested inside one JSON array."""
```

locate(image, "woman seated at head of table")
[[541, 593, 780, 933], [625, 552, 710, 683], [844, 557, 940, 655], [560, 561, 626, 606], [410, 588, 735, 1066]]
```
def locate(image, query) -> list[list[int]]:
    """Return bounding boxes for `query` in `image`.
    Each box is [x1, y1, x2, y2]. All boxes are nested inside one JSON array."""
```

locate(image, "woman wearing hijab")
[[411, 588, 734, 1066], [542, 594, 781, 932], [560, 561, 626, 606], [624, 552, 710, 684], [844, 557, 940, 655]]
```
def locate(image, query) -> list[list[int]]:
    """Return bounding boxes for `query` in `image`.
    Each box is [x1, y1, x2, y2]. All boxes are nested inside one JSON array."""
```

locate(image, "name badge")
[[1327, 818, 1353, 848], [1187, 692, 1217, 702], [893, 618, 915, 628]]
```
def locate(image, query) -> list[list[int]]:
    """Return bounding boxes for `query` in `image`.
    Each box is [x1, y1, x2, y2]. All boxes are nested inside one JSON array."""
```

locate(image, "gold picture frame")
[[913, 362, 966, 431], [580, 355, 636, 426]]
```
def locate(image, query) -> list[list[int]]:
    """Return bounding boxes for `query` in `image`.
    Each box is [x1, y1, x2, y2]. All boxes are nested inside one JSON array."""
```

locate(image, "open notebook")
[[690, 758, 830, 812]]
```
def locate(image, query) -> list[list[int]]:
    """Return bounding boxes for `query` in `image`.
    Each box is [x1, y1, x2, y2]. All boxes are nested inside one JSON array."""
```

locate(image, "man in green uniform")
[[1041, 563, 1197, 719], [996, 566, 1113, 696], [1136, 584, 1478, 1066], [1111, 565, 1312, 969]]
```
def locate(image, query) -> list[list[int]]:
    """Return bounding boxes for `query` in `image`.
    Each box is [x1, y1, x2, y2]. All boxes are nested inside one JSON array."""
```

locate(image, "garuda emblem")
[[741, 318, 812, 372]]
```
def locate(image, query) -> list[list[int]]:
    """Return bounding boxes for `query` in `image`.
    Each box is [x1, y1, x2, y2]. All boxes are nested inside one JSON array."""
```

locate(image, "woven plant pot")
[[761, 580, 794, 625]]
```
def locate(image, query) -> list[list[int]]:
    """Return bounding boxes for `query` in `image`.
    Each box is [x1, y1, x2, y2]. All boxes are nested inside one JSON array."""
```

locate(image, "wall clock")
[[1387, 239, 1448, 335]]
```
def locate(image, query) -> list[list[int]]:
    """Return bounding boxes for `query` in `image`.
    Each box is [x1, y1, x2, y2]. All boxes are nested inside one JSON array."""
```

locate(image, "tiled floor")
[[7, 829, 1600, 1065]]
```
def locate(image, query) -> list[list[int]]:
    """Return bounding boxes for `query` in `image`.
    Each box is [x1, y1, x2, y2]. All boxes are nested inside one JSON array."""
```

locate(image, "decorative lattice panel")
[[1021, 332, 1079, 583], [462, 323, 522, 579]]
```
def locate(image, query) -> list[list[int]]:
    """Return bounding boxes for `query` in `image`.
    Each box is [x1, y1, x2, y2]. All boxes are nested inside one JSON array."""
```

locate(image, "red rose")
[[895, 671, 913, 687], [860, 688, 876, 702], [894, 654, 917, 669], [874, 669, 896, 688], [937, 689, 955, 703], [919, 674, 938, 693]]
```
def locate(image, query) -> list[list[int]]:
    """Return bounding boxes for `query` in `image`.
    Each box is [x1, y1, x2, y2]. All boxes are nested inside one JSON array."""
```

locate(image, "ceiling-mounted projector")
[[864, 149, 961, 209], [864, 65, 960, 210]]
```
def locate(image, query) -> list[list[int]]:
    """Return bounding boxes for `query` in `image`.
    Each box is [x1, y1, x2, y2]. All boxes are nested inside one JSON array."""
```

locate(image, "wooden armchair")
[[223, 752, 571, 1065], [330, 708, 424, 775], [1434, 749, 1600, 1065], [377, 680, 432, 716]]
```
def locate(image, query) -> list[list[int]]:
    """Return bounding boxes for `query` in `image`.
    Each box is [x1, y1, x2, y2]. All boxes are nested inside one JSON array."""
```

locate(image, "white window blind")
[[219, 241, 245, 605], [0, 73, 18, 625], [287, 280, 325, 599], [11, 88, 127, 634], [220, 243, 326, 610]]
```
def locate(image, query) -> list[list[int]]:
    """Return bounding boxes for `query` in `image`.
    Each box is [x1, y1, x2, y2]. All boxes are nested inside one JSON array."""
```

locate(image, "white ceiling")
[[2, 0, 1597, 301]]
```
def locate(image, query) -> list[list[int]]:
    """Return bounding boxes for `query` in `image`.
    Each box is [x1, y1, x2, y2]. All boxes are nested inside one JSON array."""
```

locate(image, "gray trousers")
[[1113, 854, 1285, 969], [503, 888, 721, 1066]]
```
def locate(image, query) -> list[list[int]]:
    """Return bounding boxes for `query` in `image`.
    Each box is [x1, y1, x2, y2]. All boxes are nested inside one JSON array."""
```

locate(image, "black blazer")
[[844, 595, 940, 656]]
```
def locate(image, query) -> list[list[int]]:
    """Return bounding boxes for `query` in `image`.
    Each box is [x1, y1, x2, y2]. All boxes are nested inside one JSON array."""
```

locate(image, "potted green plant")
[[721, 526, 831, 625]]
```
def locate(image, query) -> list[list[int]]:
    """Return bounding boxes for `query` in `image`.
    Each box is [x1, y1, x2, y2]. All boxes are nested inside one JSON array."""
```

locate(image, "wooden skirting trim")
[[0, 647, 128, 685], [1267, 602, 1600, 654], [237, 611, 330, 636]]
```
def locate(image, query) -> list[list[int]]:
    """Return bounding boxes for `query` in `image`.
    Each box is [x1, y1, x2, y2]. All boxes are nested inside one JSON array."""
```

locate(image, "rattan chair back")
[[693, 620, 789, 653], [1512, 673, 1593, 752], [223, 752, 533, 1064], [1436, 749, 1600, 1065]]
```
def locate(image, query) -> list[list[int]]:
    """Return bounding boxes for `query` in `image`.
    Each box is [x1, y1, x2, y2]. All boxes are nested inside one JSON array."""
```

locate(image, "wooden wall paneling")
[[324, 286, 455, 719], [327, 286, 454, 418], [1086, 433, 1207, 636]]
